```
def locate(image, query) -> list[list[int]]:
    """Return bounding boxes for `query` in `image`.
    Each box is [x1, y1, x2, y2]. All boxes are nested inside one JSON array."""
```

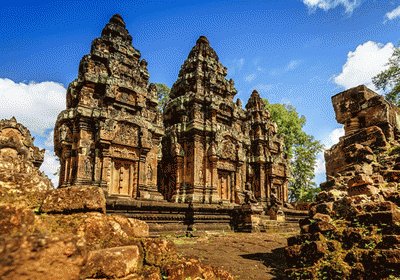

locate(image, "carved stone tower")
[[54, 14, 164, 200], [161, 36, 251, 204], [246, 90, 288, 204]]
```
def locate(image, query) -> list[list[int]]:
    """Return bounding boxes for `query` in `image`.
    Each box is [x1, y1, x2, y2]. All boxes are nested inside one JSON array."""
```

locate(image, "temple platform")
[[106, 196, 307, 235]]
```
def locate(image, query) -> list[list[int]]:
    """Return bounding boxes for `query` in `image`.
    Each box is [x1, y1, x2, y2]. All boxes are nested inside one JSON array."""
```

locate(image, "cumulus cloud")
[[325, 127, 345, 147], [0, 78, 66, 136], [385, 6, 400, 21], [245, 73, 256, 82], [334, 41, 394, 90], [303, 0, 361, 14], [40, 150, 60, 187], [314, 152, 326, 175], [314, 127, 345, 176], [0, 78, 65, 186]]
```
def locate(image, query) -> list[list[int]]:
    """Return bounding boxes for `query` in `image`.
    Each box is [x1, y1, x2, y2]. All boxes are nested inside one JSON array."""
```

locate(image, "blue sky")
[[1, 0, 400, 185]]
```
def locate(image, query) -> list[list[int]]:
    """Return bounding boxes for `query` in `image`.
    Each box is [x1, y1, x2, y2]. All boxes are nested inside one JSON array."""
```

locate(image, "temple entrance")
[[110, 160, 137, 197], [218, 170, 230, 200]]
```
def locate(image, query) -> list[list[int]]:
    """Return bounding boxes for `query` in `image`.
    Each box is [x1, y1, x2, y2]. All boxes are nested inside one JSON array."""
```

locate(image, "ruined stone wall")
[[0, 117, 52, 208], [285, 85, 400, 279]]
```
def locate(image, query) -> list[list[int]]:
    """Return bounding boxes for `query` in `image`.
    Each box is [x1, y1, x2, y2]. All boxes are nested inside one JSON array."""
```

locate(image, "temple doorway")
[[218, 170, 230, 200], [110, 160, 137, 197]]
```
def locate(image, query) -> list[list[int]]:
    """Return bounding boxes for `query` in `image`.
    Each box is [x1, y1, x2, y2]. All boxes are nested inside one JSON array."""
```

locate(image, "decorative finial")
[[196, 35, 209, 45], [109, 14, 125, 27]]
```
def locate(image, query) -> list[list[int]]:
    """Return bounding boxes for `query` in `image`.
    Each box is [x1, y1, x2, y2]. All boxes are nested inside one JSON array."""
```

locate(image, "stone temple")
[[54, 14, 291, 231]]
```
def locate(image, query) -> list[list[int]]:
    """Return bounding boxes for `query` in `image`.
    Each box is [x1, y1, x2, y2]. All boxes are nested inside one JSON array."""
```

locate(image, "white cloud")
[[0, 78, 65, 186], [40, 150, 60, 187], [44, 129, 54, 148], [285, 60, 302, 71], [314, 152, 326, 175], [314, 127, 345, 176], [303, 0, 361, 14], [325, 127, 344, 147], [245, 73, 256, 82], [385, 6, 400, 21], [0, 78, 66, 136], [334, 41, 394, 90]]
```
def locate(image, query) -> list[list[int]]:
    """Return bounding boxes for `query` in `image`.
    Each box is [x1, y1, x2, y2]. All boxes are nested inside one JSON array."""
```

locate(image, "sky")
[[1, 0, 400, 186]]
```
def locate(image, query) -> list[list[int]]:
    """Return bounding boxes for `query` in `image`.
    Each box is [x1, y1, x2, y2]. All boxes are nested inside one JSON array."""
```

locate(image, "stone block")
[[75, 213, 147, 249], [0, 234, 84, 280], [40, 186, 106, 214], [82, 245, 143, 278], [347, 174, 374, 188], [357, 210, 400, 226], [348, 184, 379, 197], [164, 258, 234, 280], [142, 239, 178, 267], [309, 220, 336, 233], [0, 205, 35, 235], [378, 235, 400, 249], [286, 241, 328, 266], [312, 213, 332, 223], [287, 233, 323, 246]]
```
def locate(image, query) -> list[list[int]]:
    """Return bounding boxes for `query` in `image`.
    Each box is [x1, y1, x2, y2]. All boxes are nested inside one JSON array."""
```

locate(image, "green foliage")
[[155, 83, 171, 111], [264, 99, 323, 202], [373, 47, 400, 105]]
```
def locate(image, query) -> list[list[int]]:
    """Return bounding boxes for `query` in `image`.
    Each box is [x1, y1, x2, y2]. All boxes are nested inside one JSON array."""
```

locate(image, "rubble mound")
[[0, 116, 233, 280], [0, 117, 52, 209], [285, 85, 400, 279]]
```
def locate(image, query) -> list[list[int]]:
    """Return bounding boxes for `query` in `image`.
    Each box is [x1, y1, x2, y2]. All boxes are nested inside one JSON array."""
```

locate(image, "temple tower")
[[161, 36, 250, 204], [246, 90, 288, 204], [54, 14, 164, 200]]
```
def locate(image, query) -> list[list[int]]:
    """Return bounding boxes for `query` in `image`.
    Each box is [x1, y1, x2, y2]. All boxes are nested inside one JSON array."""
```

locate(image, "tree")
[[155, 83, 170, 111], [373, 46, 400, 105], [263, 99, 323, 202]]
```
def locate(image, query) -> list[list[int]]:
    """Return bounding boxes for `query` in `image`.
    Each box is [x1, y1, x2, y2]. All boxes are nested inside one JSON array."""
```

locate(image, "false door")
[[110, 160, 136, 197]]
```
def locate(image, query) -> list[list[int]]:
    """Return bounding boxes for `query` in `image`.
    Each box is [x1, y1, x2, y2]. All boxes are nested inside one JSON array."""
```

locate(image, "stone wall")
[[285, 85, 400, 279]]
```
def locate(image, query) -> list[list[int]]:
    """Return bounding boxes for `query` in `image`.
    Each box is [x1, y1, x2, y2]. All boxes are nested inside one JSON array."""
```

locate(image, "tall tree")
[[263, 99, 323, 202], [155, 83, 171, 111], [373, 46, 400, 105]]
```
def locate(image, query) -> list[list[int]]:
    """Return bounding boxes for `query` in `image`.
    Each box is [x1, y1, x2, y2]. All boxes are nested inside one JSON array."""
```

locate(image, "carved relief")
[[114, 123, 138, 146], [219, 138, 237, 161]]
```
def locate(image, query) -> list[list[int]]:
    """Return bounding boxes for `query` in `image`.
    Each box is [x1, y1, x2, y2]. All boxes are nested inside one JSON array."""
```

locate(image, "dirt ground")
[[167, 231, 298, 280]]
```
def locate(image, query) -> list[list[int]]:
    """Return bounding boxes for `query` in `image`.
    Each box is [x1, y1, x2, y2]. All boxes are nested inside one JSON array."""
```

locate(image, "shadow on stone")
[[240, 247, 288, 280]]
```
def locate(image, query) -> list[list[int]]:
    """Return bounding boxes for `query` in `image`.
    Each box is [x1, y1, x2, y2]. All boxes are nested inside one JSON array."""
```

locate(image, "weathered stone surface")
[[54, 14, 164, 201], [0, 234, 85, 280], [142, 238, 178, 266], [0, 204, 35, 235], [164, 258, 235, 280], [34, 212, 148, 249], [82, 245, 143, 278], [0, 117, 53, 209], [160, 39, 288, 206], [285, 86, 400, 279], [40, 186, 106, 214]]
